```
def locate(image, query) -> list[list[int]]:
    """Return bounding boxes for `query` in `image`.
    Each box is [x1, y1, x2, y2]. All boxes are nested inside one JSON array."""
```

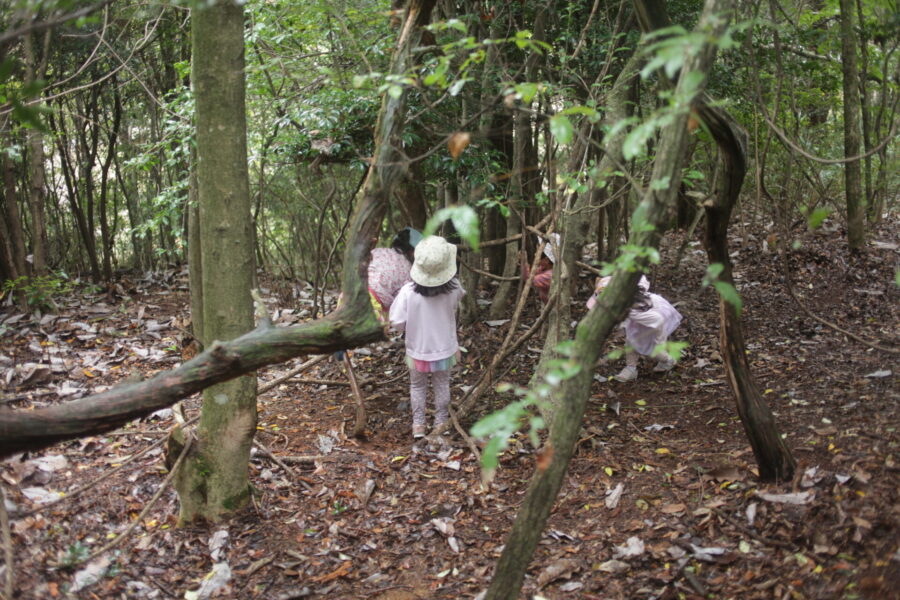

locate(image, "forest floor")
[[1, 220, 899, 600]]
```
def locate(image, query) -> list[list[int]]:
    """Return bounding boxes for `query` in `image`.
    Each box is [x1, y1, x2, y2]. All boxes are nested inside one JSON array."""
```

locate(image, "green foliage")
[[424, 205, 480, 250], [2, 273, 74, 311], [0, 58, 49, 131], [653, 341, 688, 362], [470, 344, 581, 477], [703, 263, 743, 316], [59, 542, 90, 568], [802, 206, 831, 230]]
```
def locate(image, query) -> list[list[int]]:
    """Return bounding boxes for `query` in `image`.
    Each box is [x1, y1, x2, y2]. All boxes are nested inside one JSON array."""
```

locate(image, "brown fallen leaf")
[[536, 558, 581, 589], [310, 560, 351, 584]]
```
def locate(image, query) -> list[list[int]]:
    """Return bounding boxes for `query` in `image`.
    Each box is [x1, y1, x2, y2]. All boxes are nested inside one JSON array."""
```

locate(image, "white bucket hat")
[[410, 236, 457, 287], [541, 233, 560, 264]]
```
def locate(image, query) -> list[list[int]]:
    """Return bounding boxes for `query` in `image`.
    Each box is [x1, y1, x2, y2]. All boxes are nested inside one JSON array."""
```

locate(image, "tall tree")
[[839, 0, 865, 249], [485, 0, 736, 596], [173, 0, 258, 523]]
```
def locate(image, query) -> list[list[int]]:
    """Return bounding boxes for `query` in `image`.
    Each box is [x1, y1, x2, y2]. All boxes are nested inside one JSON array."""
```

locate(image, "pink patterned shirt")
[[368, 248, 412, 309]]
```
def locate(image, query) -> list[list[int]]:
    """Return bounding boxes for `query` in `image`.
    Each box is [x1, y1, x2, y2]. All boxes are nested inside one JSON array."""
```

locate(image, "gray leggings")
[[409, 369, 451, 427]]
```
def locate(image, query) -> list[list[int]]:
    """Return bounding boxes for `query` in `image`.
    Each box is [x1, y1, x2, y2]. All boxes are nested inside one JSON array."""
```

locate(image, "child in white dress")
[[389, 236, 465, 438], [587, 275, 682, 382]]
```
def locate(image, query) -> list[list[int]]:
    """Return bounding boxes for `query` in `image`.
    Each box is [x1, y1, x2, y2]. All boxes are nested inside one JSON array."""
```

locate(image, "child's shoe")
[[412, 424, 426, 439], [653, 356, 676, 372], [613, 366, 638, 382]]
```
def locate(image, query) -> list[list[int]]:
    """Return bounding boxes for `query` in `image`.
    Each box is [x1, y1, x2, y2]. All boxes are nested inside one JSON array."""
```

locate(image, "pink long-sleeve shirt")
[[389, 281, 465, 361]]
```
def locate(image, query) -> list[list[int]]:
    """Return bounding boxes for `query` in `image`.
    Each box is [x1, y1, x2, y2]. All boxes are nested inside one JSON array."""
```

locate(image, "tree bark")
[[839, 0, 865, 249], [698, 104, 796, 481], [0, 150, 27, 280], [23, 30, 50, 276], [174, 0, 258, 523], [485, 2, 732, 596]]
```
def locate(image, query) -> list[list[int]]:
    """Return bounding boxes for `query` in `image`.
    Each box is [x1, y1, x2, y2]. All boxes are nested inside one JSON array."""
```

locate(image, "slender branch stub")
[[251, 289, 272, 328]]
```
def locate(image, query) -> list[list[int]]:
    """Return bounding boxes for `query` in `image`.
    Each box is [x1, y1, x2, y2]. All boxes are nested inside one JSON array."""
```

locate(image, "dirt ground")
[[1, 220, 898, 599]]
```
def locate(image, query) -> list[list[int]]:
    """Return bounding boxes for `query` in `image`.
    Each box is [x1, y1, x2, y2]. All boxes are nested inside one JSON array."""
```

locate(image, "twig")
[[447, 405, 481, 463], [782, 252, 899, 354], [290, 377, 352, 387], [253, 441, 313, 491], [84, 432, 193, 563], [680, 563, 708, 597], [0, 483, 13, 600], [709, 506, 794, 550], [272, 455, 325, 464], [343, 353, 368, 437], [460, 260, 521, 281], [258, 354, 329, 394], [20, 415, 200, 518]]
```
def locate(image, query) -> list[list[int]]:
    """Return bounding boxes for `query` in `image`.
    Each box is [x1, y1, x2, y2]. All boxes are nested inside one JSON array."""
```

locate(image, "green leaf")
[[424, 205, 480, 250], [650, 176, 671, 191], [702, 263, 724, 286], [549, 114, 573, 145], [806, 207, 831, 229], [480, 435, 506, 470], [515, 82, 539, 103], [713, 281, 743, 316]]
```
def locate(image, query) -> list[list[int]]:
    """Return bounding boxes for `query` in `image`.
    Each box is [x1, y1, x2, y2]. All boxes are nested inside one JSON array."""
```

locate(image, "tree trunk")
[[698, 104, 796, 481], [175, 0, 258, 524], [489, 5, 549, 320], [23, 30, 50, 276], [98, 84, 122, 283], [188, 165, 203, 346], [636, 0, 796, 482], [485, 3, 732, 596], [839, 0, 865, 249], [0, 151, 27, 280]]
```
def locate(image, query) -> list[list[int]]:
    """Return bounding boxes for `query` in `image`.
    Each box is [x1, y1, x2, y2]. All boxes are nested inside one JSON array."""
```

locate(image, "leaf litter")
[[1, 225, 898, 599]]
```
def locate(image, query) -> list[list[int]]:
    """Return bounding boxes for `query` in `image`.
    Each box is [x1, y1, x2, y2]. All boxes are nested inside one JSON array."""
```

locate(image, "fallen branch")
[[343, 353, 368, 437], [253, 440, 313, 491], [258, 354, 330, 394]]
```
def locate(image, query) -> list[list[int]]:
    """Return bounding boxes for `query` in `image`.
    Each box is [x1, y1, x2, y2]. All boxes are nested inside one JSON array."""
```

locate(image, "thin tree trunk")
[[23, 30, 50, 276], [485, 4, 733, 594], [0, 151, 27, 279], [839, 0, 865, 249]]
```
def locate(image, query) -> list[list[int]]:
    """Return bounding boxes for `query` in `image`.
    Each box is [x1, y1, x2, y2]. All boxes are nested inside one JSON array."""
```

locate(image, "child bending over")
[[389, 236, 465, 438], [587, 275, 683, 382], [520, 234, 558, 304]]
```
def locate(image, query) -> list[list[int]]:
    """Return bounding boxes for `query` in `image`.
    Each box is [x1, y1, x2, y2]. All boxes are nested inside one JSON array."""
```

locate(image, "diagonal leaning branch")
[[0, 0, 439, 460]]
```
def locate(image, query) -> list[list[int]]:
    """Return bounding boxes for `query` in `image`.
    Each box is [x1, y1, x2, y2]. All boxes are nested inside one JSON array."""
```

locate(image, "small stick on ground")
[[84, 432, 194, 563], [258, 354, 330, 395], [253, 440, 314, 491], [21, 415, 201, 518], [343, 353, 367, 437], [272, 455, 326, 464]]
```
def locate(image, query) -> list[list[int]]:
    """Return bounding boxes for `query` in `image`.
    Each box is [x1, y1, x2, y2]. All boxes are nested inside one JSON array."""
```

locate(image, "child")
[[520, 234, 558, 304], [389, 236, 465, 438], [587, 275, 682, 382]]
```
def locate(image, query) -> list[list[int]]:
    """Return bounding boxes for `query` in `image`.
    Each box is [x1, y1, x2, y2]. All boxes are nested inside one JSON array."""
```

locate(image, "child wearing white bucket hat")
[[389, 236, 466, 438]]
